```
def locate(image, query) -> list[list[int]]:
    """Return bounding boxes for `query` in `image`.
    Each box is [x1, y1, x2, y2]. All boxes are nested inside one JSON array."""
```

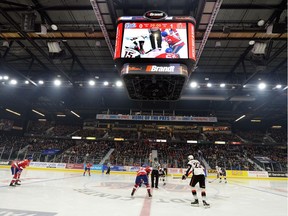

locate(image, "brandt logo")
[[146, 65, 175, 72], [144, 10, 168, 20]]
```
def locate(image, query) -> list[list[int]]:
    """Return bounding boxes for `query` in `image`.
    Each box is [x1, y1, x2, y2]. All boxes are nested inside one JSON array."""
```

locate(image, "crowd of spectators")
[[269, 129, 287, 144], [0, 121, 286, 172]]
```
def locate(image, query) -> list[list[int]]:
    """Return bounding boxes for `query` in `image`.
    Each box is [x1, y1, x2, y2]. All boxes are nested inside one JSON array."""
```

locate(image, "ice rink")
[[0, 169, 287, 216]]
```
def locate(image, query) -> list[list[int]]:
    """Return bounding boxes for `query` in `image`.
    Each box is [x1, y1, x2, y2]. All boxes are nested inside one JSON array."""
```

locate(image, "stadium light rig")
[[71, 111, 80, 118], [32, 109, 45, 117], [235, 115, 246, 122], [5, 108, 21, 116]]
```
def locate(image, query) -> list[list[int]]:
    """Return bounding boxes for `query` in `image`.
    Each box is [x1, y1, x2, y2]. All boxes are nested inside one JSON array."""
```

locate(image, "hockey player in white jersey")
[[182, 155, 210, 207], [216, 166, 227, 183]]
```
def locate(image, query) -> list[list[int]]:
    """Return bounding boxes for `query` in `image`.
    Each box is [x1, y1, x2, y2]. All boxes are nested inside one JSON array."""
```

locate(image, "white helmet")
[[188, 155, 194, 161]]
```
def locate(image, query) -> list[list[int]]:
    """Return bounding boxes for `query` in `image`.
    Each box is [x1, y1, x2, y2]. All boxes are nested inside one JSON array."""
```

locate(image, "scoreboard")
[[114, 13, 196, 101]]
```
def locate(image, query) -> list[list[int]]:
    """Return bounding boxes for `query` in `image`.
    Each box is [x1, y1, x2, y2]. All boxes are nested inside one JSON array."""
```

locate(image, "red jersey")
[[12, 159, 30, 170], [136, 166, 151, 176], [163, 34, 184, 47], [86, 163, 92, 168]]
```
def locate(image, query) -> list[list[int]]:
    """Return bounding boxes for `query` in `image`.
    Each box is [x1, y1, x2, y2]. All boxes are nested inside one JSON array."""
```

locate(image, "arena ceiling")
[[0, 0, 287, 127]]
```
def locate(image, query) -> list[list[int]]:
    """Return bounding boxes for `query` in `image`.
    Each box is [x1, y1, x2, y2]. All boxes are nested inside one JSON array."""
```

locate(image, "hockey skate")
[[203, 200, 210, 208], [131, 189, 136, 197], [15, 182, 21, 185], [191, 199, 199, 206], [148, 193, 152, 198], [9, 183, 15, 187]]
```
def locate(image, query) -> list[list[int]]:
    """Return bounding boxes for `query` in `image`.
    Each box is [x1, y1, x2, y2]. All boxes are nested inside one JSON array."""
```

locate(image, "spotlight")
[[89, 80, 95, 86], [190, 82, 197, 88], [116, 81, 123, 87], [54, 79, 61, 86], [258, 82, 266, 90], [10, 79, 17, 85], [257, 19, 265, 27]]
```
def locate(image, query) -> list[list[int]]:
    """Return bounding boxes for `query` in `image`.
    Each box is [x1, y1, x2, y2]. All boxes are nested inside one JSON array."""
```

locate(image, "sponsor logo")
[[119, 16, 132, 20], [144, 10, 168, 20], [146, 65, 175, 72], [124, 23, 136, 29]]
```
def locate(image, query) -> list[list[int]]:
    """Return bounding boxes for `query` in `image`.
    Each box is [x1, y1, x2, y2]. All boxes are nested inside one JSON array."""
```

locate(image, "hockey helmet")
[[188, 155, 194, 161]]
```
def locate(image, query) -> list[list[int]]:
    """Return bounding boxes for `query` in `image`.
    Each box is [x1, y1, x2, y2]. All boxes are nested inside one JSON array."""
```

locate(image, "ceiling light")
[[235, 115, 246, 122], [190, 82, 197, 88], [220, 83, 225, 88], [103, 81, 109, 86], [3, 75, 9, 80], [258, 82, 266, 90], [51, 24, 58, 31], [38, 80, 44, 85], [10, 79, 17, 85], [71, 111, 80, 118], [89, 80, 95, 86], [275, 84, 282, 89], [32, 109, 45, 117], [25, 80, 29, 84], [0, 76, 2, 80], [116, 81, 123, 87], [54, 79, 61, 86], [249, 40, 255, 46], [207, 83, 212, 87], [257, 19, 265, 27], [5, 108, 21, 116], [215, 41, 221, 47]]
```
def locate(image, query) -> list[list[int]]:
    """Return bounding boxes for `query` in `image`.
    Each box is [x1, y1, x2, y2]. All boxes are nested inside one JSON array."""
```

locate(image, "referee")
[[151, 158, 160, 188]]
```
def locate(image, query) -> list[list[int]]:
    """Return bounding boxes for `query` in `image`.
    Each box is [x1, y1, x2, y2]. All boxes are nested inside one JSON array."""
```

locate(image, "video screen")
[[120, 22, 188, 59]]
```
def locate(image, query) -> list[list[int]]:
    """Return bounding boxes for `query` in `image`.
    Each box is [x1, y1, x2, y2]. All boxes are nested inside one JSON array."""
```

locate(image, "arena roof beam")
[[0, 7, 74, 84]]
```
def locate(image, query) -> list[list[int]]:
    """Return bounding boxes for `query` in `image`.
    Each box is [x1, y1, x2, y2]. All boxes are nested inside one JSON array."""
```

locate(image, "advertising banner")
[[268, 172, 288, 178], [29, 162, 66, 169], [66, 163, 84, 169], [96, 114, 217, 122], [41, 149, 61, 155], [248, 171, 269, 178]]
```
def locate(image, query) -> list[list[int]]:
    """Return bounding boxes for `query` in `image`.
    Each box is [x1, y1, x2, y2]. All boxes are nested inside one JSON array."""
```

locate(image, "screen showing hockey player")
[[120, 22, 188, 59]]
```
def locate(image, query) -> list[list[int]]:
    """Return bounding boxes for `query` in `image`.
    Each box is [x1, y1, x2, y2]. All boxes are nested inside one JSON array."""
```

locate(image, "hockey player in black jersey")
[[182, 155, 210, 208]]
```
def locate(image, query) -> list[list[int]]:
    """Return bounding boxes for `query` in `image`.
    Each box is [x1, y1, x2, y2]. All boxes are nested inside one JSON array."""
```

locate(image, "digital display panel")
[[120, 22, 188, 59]]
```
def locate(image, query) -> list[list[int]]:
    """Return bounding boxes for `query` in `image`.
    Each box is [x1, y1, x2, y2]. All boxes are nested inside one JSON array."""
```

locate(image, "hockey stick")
[[208, 177, 218, 183]]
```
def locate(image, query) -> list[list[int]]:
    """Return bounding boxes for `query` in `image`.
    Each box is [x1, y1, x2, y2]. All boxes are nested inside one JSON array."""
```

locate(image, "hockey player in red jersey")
[[83, 162, 93, 176], [131, 165, 152, 197], [182, 155, 210, 207], [161, 29, 185, 54], [10, 156, 33, 186]]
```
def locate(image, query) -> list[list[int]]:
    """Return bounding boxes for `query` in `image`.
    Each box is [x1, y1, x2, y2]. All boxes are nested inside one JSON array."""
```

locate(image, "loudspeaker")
[[21, 13, 36, 32]]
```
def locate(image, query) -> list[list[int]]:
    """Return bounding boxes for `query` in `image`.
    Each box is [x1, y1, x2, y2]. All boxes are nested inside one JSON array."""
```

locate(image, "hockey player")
[[10, 156, 33, 186], [182, 155, 210, 207], [83, 161, 92, 176], [131, 165, 152, 197], [158, 167, 166, 186], [216, 166, 227, 183], [161, 29, 185, 54]]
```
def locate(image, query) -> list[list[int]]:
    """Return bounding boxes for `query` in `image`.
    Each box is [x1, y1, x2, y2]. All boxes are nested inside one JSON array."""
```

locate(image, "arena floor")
[[0, 169, 287, 216]]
